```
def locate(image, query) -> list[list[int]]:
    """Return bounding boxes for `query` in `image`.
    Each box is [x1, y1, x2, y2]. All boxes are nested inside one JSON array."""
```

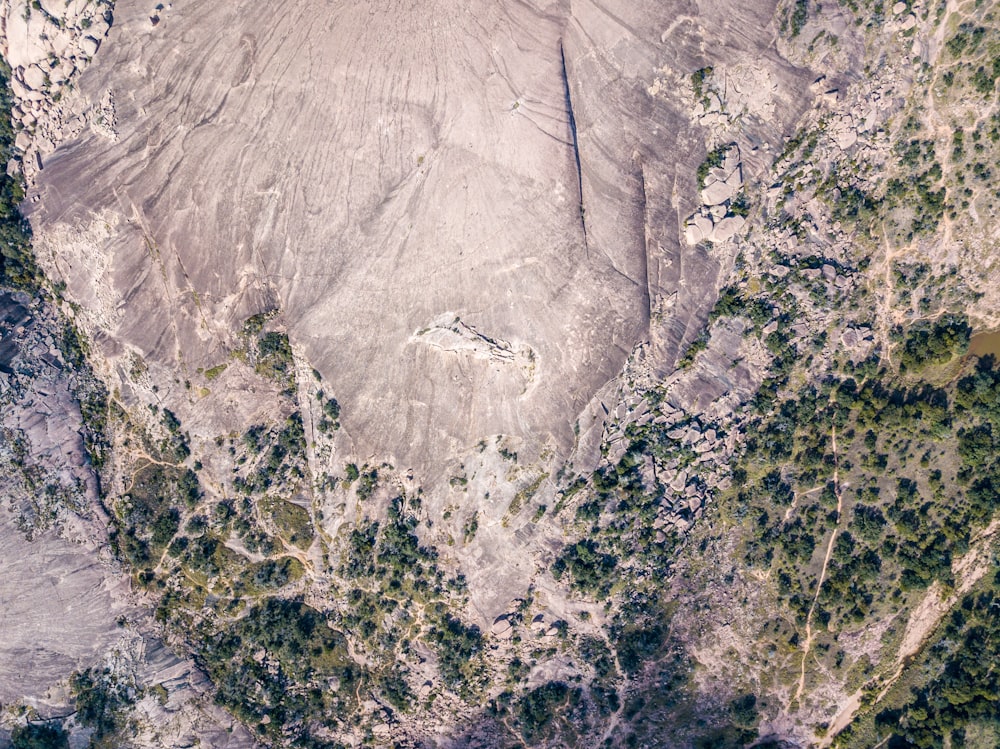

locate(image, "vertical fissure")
[[559, 41, 587, 242], [635, 163, 653, 330]]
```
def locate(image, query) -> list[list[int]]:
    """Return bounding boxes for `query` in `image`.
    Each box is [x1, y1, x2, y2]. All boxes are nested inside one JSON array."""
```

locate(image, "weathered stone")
[[710, 215, 746, 243], [79, 35, 101, 57], [702, 178, 739, 206], [491, 615, 513, 637], [22, 64, 48, 91]]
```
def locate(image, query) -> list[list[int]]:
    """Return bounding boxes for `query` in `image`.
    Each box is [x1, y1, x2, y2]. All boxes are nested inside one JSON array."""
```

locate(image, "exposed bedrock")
[[30, 0, 814, 475]]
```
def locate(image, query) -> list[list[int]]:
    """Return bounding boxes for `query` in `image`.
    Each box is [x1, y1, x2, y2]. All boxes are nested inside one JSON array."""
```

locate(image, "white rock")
[[90, 19, 112, 39], [892, 1, 907, 13], [5, 10, 52, 68], [66, 0, 90, 18], [685, 213, 714, 244], [900, 13, 917, 30], [724, 163, 743, 190], [685, 222, 704, 245], [835, 127, 858, 150], [491, 615, 513, 637], [709, 215, 745, 243], [15, 132, 32, 152], [22, 65, 48, 91], [702, 178, 738, 206], [57, 61, 76, 82], [80, 36, 101, 58], [39, 0, 68, 18], [50, 29, 75, 57], [722, 146, 740, 174]]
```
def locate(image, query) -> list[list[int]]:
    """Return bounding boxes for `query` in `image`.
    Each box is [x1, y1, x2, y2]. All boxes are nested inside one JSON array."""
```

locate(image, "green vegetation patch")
[[262, 496, 314, 548], [0, 59, 39, 289], [241, 556, 305, 594], [70, 668, 138, 749], [233, 412, 307, 496], [201, 597, 361, 745], [11, 723, 69, 749], [898, 313, 971, 371], [114, 464, 200, 571], [697, 143, 731, 189]]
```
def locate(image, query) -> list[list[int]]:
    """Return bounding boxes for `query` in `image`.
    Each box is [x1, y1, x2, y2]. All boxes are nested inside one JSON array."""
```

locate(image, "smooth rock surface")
[[29, 0, 816, 478]]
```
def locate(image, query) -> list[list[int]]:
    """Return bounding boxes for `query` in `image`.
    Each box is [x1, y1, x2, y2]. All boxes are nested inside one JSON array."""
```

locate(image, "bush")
[[552, 539, 618, 598], [0, 60, 39, 289], [900, 314, 971, 370], [516, 682, 581, 742], [429, 614, 483, 691], [11, 724, 69, 749], [70, 668, 135, 744]]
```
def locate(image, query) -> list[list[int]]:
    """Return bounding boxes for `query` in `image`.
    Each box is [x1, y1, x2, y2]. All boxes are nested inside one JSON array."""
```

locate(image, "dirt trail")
[[792, 427, 843, 706], [822, 518, 1000, 745]]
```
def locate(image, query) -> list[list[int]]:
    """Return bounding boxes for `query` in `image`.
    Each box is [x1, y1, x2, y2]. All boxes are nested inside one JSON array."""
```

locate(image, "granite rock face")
[[0, 293, 258, 747], [27, 0, 814, 479], [0, 513, 123, 703]]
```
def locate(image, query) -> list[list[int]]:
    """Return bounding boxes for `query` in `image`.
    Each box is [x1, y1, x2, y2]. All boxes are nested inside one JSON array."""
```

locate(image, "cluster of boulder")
[[600, 391, 731, 534], [2, 0, 114, 171], [489, 611, 562, 641], [684, 144, 748, 245]]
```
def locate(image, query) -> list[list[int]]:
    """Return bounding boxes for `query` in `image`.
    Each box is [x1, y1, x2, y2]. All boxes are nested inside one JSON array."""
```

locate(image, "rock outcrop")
[[23, 0, 816, 483], [2, 0, 116, 181]]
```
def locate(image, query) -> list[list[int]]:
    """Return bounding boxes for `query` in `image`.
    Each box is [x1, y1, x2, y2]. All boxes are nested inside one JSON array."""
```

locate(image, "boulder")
[[835, 126, 858, 150], [491, 615, 513, 637], [701, 178, 738, 206], [709, 215, 746, 243], [79, 36, 101, 58], [22, 64, 48, 91], [685, 213, 714, 244]]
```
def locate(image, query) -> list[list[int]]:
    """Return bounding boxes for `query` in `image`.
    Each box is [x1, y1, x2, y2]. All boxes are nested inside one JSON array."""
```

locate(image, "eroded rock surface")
[[27, 0, 815, 480]]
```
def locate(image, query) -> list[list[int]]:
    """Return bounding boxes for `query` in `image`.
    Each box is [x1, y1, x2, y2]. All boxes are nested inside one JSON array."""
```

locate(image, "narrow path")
[[785, 485, 824, 523], [821, 517, 1000, 745], [598, 638, 628, 745], [793, 427, 843, 706]]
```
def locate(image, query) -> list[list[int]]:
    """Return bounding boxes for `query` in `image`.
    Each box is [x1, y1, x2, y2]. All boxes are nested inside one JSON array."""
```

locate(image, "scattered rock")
[[23, 64, 48, 91], [80, 36, 101, 58], [491, 615, 513, 638], [710, 215, 746, 243], [702, 177, 739, 206]]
